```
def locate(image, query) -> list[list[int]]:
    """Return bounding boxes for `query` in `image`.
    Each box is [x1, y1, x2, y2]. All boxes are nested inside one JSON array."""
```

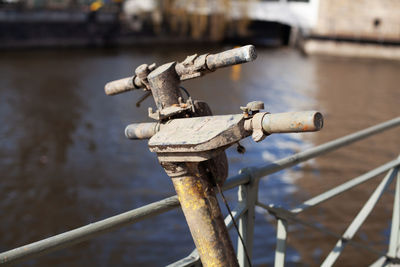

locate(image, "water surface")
[[0, 46, 398, 266]]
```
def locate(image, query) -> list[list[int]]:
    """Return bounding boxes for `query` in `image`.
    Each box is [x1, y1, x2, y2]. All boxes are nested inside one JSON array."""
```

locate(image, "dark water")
[[0, 46, 398, 266]]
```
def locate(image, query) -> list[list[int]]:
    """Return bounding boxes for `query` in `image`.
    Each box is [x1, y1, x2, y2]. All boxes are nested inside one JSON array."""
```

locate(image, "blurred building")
[[303, 0, 400, 59], [0, 0, 399, 59], [122, 0, 399, 59]]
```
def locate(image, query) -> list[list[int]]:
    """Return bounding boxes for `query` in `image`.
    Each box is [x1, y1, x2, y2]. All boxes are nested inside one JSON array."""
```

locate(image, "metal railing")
[[1, 116, 399, 266]]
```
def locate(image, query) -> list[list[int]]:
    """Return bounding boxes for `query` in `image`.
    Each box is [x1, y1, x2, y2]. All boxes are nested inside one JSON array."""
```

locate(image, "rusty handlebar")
[[205, 44, 257, 71], [262, 111, 323, 134], [125, 111, 323, 140], [104, 45, 257, 96]]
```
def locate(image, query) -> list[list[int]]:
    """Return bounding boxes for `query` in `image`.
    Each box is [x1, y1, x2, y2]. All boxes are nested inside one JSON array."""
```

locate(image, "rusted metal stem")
[[147, 62, 182, 111], [170, 164, 239, 267]]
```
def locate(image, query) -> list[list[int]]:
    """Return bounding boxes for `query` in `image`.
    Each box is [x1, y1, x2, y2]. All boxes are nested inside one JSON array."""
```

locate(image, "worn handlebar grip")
[[206, 45, 257, 71], [104, 77, 137, 95], [125, 122, 160, 140], [262, 111, 324, 134], [105, 75, 147, 95]]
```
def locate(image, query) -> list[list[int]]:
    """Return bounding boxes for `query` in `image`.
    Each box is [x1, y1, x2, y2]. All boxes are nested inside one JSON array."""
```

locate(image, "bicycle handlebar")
[[125, 111, 323, 140], [104, 45, 257, 96]]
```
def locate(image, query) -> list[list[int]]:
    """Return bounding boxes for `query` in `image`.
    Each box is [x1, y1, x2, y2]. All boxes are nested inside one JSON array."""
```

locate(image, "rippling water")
[[0, 46, 398, 266]]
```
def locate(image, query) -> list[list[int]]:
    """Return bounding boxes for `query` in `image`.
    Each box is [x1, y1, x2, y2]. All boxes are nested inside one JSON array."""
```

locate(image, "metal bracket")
[[251, 112, 269, 142], [148, 97, 195, 121], [177, 53, 211, 81]]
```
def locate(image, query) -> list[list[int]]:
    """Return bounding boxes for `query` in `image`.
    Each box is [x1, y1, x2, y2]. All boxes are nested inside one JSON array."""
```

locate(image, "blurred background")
[[0, 0, 399, 266]]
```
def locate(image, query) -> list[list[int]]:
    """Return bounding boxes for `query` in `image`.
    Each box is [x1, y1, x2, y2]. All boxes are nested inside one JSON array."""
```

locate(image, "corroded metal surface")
[[149, 114, 248, 152], [206, 45, 257, 71], [125, 122, 160, 140], [104, 77, 137, 96], [147, 62, 182, 111], [168, 162, 239, 267], [262, 111, 323, 133], [175, 53, 210, 81]]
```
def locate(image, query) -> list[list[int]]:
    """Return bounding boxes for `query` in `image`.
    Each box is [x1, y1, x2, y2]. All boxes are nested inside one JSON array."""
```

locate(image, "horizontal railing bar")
[[0, 196, 180, 266], [166, 249, 200, 267], [256, 202, 388, 259], [370, 256, 387, 267], [253, 117, 400, 181], [291, 158, 400, 214], [0, 175, 252, 266], [224, 203, 247, 230], [222, 172, 251, 191]]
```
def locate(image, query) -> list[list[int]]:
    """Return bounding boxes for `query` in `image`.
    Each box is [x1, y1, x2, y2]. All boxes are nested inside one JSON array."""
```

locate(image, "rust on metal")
[[148, 115, 249, 154], [167, 162, 238, 267], [147, 62, 182, 111], [262, 111, 323, 134]]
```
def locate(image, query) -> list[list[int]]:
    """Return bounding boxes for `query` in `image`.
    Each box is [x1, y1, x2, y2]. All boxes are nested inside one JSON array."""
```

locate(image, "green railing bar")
[[274, 219, 289, 267], [253, 117, 400, 181], [222, 172, 251, 191], [0, 175, 251, 266], [388, 170, 400, 258], [0, 196, 180, 265], [291, 158, 400, 214], [257, 202, 388, 259], [224, 203, 248, 230], [166, 249, 201, 267]]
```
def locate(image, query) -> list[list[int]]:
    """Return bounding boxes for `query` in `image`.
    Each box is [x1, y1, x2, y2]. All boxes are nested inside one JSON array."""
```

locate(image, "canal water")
[[0, 45, 399, 266]]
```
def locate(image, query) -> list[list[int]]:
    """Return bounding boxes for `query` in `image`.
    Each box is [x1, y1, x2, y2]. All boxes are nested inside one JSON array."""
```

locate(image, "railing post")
[[274, 219, 288, 267], [388, 168, 400, 259], [237, 168, 259, 267]]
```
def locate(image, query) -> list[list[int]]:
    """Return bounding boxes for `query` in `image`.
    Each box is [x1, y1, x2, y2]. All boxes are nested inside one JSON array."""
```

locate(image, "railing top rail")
[[0, 196, 180, 265], [252, 116, 400, 180], [291, 157, 400, 214]]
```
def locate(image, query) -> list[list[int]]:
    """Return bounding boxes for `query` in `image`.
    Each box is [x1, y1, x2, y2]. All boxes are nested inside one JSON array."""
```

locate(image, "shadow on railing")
[[1, 117, 400, 266]]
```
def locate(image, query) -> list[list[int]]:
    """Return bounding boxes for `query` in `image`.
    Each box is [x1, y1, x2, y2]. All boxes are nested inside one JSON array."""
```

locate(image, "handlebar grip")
[[262, 111, 323, 134], [125, 122, 160, 139], [105, 77, 142, 96], [206, 45, 257, 71]]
